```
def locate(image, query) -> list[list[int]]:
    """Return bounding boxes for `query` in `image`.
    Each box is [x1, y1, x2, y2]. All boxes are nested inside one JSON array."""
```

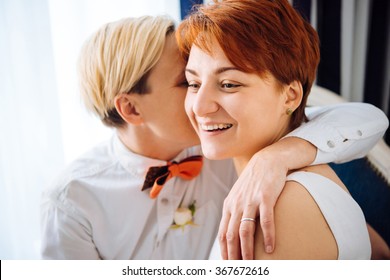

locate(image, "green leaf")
[[189, 200, 196, 216]]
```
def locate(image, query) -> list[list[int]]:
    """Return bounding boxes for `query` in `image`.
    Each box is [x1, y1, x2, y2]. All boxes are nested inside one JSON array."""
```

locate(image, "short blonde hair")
[[78, 16, 175, 127]]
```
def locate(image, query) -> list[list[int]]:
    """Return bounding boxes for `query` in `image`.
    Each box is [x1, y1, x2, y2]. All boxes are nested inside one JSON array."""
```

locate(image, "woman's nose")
[[192, 84, 220, 117]]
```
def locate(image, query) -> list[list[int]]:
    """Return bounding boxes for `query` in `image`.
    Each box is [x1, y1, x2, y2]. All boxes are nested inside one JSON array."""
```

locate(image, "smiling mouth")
[[200, 123, 233, 132]]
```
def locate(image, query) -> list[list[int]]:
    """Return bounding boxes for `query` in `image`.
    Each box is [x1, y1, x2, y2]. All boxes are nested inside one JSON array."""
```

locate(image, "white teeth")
[[200, 123, 233, 131]]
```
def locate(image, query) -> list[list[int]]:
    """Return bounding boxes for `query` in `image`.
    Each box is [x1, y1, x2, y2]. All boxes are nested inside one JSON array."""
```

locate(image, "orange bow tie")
[[142, 155, 203, 199]]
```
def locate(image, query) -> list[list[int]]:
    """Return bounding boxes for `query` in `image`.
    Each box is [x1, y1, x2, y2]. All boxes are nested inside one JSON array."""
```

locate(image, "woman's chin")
[[201, 147, 230, 160]]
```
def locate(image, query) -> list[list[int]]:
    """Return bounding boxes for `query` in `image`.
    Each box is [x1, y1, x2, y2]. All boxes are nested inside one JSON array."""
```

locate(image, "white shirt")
[[41, 136, 236, 259], [40, 103, 389, 259], [294, 103, 389, 164]]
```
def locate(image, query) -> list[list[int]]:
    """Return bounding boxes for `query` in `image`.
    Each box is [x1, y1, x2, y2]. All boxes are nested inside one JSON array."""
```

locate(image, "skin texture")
[[183, 40, 317, 258], [184, 39, 344, 259], [185, 43, 295, 171], [117, 32, 386, 260], [115, 34, 199, 161], [219, 136, 316, 259], [254, 164, 343, 259], [116, 33, 318, 258]]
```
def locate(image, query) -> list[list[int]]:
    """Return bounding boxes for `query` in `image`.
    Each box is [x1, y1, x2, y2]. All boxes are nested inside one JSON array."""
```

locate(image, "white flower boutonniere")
[[170, 200, 197, 230]]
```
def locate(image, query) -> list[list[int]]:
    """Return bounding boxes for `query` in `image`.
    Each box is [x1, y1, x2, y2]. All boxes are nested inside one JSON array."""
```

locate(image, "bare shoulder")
[[254, 164, 341, 259]]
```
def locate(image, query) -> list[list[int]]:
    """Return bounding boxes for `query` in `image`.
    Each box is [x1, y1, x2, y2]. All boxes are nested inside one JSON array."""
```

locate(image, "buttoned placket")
[[325, 128, 365, 150], [155, 177, 187, 245]]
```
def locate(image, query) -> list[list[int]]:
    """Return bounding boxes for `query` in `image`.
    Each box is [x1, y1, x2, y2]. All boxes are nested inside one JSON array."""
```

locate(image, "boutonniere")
[[170, 200, 197, 230]]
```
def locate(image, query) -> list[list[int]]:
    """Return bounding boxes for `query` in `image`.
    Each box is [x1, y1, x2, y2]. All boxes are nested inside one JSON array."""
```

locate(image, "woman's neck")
[[233, 125, 293, 175], [233, 156, 252, 176], [117, 127, 184, 161]]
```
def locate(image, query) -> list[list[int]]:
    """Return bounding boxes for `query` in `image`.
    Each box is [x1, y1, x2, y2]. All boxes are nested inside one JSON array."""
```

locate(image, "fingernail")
[[266, 246, 273, 253]]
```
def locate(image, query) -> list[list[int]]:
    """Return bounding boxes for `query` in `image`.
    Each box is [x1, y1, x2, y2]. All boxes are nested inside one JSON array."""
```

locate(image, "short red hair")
[[176, 0, 320, 128]]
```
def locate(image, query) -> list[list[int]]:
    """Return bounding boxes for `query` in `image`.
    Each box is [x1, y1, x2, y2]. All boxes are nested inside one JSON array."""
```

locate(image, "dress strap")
[[287, 171, 371, 259]]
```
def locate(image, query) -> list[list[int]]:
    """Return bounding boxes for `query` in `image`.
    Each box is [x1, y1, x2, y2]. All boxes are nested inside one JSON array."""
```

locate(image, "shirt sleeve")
[[40, 191, 101, 260], [284, 102, 389, 165]]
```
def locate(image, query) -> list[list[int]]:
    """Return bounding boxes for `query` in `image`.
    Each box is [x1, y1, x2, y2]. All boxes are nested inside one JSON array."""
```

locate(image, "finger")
[[240, 209, 258, 260], [259, 202, 275, 254], [226, 212, 242, 259], [218, 211, 231, 260]]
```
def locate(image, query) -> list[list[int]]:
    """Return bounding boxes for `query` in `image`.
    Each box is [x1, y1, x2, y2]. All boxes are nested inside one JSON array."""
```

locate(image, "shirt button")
[[161, 198, 169, 205], [357, 130, 363, 136], [327, 140, 335, 148]]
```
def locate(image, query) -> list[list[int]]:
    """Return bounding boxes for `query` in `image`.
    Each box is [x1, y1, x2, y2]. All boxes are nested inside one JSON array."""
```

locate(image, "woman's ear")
[[114, 93, 143, 125], [284, 80, 303, 112]]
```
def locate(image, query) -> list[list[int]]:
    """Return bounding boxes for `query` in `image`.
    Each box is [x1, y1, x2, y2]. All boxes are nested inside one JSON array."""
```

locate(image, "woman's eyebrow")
[[185, 68, 198, 76], [215, 67, 240, 74], [185, 66, 240, 76]]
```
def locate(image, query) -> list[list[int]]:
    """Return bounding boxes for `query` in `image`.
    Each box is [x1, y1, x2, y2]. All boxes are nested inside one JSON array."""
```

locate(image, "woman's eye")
[[188, 83, 199, 89], [222, 83, 239, 89], [187, 82, 200, 93]]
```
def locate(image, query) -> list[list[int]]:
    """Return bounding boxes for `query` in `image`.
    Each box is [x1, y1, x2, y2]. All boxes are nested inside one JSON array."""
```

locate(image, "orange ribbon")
[[142, 155, 203, 199]]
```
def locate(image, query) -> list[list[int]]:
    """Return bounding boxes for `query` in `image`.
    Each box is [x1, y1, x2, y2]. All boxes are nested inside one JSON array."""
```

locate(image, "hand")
[[217, 151, 287, 259], [217, 136, 316, 259]]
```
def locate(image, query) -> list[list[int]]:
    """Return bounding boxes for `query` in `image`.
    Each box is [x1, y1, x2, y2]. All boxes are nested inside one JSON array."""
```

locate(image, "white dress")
[[208, 171, 371, 260]]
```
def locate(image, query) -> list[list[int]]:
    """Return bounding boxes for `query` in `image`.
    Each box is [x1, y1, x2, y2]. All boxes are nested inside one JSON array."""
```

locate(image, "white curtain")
[[340, 0, 371, 103], [310, 0, 389, 114], [0, 0, 180, 259]]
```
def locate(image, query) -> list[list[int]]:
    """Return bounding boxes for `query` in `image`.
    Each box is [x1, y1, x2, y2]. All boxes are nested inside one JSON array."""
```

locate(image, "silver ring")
[[241, 217, 256, 223]]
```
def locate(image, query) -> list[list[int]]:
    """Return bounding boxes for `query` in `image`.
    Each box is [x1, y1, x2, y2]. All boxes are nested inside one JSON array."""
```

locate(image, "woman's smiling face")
[[184, 39, 291, 168]]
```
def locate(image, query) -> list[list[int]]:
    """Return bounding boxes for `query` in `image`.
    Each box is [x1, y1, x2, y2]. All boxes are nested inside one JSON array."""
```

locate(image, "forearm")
[[254, 136, 316, 172]]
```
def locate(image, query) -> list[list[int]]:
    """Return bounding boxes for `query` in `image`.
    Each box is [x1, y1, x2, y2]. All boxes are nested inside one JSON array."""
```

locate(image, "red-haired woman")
[[177, 0, 372, 259]]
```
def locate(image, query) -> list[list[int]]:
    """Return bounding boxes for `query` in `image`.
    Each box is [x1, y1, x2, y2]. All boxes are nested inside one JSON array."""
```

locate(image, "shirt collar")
[[111, 132, 202, 178]]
